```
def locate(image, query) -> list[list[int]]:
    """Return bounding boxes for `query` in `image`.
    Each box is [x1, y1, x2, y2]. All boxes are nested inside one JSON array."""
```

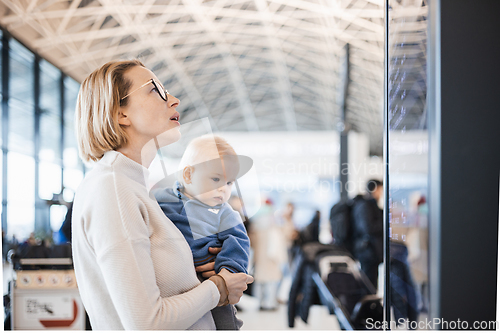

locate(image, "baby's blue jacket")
[[154, 183, 250, 274]]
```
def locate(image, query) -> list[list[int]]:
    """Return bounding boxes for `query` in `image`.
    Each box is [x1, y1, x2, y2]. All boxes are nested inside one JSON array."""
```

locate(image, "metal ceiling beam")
[[97, 0, 220, 131], [183, 0, 259, 131]]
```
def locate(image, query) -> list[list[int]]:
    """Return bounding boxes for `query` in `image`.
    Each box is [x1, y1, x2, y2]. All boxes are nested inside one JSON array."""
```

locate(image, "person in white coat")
[[249, 199, 287, 310]]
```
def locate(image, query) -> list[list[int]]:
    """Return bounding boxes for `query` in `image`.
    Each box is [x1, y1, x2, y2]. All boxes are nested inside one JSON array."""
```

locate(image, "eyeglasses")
[[121, 78, 168, 102]]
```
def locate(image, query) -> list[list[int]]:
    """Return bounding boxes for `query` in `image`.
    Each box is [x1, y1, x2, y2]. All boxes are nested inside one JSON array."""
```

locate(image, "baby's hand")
[[195, 247, 222, 278]]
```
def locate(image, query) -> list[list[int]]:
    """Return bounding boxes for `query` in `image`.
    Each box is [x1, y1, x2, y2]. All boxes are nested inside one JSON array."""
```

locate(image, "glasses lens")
[[153, 80, 167, 101]]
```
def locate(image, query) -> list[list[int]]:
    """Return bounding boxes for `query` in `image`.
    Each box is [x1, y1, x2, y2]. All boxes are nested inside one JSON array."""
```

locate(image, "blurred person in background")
[[351, 179, 384, 288], [276, 202, 299, 303], [295, 210, 321, 246], [249, 198, 287, 311], [281, 202, 299, 253]]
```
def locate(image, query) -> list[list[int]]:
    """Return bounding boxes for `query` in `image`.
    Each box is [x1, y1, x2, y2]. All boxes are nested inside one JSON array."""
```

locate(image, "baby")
[[154, 134, 250, 330]]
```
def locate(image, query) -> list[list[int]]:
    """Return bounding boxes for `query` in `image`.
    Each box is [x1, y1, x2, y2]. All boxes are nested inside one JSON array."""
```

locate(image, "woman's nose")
[[168, 95, 180, 108]]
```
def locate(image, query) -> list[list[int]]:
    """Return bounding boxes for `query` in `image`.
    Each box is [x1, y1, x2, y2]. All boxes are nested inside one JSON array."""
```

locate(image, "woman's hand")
[[195, 247, 221, 278], [217, 268, 254, 305]]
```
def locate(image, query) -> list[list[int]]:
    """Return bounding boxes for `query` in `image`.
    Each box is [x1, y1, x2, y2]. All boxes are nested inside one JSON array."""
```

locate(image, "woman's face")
[[119, 66, 181, 145]]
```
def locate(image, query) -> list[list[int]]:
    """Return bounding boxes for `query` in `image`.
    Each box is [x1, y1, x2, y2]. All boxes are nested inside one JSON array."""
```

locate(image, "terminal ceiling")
[[0, 0, 426, 155]]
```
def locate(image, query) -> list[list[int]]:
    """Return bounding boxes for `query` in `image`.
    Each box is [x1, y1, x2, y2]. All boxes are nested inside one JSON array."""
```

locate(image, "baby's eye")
[[151, 87, 158, 92], [212, 177, 220, 182], [227, 181, 233, 186]]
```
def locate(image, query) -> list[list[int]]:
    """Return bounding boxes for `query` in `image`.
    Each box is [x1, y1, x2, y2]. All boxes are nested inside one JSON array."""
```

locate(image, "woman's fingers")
[[196, 248, 221, 278], [218, 269, 254, 304], [195, 261, 215, 272], [201, 270, 217, 278], [208, 247, 222, 254]]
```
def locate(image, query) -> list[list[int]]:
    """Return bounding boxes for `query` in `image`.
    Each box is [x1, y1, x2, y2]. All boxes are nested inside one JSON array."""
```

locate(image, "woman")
[[72, 60, 253, 330]]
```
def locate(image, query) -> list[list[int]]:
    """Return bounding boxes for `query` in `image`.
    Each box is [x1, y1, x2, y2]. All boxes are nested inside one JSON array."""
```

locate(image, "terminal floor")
[[237, 296, 341, 330], [3, 262, 339, 330]]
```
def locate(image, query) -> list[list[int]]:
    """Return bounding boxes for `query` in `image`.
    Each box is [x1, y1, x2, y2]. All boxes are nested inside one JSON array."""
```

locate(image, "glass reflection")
[[63, 77, 83, 197], [7, 152, 35, 240], [388, 0, 429, 328], [9, 39, 34, 105], [40, 60, 63, 200]]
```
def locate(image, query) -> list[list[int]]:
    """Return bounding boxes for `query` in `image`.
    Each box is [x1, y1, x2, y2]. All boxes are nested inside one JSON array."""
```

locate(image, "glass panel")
[[7, 152, 35, 240], [39, 161, 61, 200], [40, 60, 60, 116], [388, 0, 429, 329], [9, 98, 34, 155], [0, 30, 3, 146], [64, 76, 79, 157], [9, 39, 34, 106], [63, 167, 83, 201], [63, 77, 83, 199], [50, 204, 67, 232], [0, 150, 2, 220], [0, 29, 3, 97], [39, 60, 62, 198], [40, 59, 61, 160]]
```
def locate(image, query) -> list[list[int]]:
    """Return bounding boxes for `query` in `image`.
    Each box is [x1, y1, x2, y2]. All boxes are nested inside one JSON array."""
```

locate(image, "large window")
[[1, 31, 82, 241], [63, 77, 83, 202], [39, 60, 62, 201]]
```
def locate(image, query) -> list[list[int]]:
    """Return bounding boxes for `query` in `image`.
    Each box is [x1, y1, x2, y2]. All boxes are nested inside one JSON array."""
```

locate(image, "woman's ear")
[[183, 166, 193, 184], [118, 109, 131, 126]]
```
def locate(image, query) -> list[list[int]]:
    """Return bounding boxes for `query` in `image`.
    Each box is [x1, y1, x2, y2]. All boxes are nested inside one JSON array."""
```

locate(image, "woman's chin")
[[156, 126, 181, 147]]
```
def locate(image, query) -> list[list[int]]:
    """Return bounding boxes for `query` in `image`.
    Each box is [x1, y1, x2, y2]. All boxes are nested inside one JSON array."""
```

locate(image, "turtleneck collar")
[[100, 150, 151, 188]]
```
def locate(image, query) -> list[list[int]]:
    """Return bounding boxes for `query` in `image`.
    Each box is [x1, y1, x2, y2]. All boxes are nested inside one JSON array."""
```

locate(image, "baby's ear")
[[182, 166, 193, 184]]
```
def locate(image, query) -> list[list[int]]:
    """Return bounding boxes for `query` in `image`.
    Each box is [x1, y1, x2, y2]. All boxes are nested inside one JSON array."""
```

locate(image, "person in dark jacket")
[[295, 210, 321, 246], [351, 180, 383, 288]]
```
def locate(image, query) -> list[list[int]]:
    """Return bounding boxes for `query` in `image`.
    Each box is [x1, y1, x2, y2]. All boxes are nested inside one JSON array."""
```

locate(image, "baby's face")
[[184, 157, 239, 207]]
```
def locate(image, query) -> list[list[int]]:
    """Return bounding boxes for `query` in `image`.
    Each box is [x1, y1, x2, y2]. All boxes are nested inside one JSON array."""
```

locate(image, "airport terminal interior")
[[0, 0, 499, 330]]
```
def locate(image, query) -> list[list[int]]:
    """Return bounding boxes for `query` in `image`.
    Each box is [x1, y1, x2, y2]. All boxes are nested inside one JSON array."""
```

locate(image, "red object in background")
[[39, 299, 78, 328]]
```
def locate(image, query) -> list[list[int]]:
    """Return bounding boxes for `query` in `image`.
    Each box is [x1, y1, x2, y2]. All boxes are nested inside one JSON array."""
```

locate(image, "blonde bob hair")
[[76, 59, 145, 162]]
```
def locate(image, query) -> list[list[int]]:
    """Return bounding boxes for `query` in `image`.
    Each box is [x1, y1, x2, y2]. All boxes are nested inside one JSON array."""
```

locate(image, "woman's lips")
[[170, 112, 180, 125]]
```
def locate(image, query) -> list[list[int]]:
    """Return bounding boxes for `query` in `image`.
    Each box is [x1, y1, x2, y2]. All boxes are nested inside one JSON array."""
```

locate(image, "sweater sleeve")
[[214, 210, 250, 274], [84, 176, 220, 330]]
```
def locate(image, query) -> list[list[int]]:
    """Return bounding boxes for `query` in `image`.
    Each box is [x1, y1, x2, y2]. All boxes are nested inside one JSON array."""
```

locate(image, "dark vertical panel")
[[1, 32, 9, 234], [339, 44, 350, 201], [340, 133, 348, 200], [429, 0, 500, 325]]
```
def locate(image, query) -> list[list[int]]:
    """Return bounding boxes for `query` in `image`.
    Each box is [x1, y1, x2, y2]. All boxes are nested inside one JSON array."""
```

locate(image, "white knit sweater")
[[72, 150, 219, 330]]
